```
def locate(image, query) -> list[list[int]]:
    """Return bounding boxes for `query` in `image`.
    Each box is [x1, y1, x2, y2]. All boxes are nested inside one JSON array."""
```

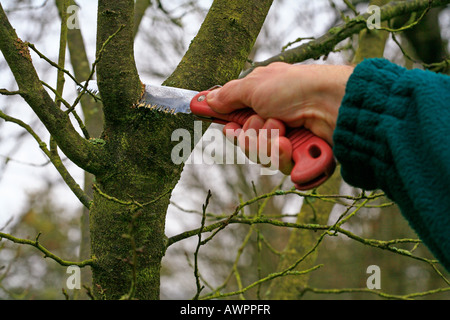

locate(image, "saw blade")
[[138, 84, 198, 114], [77, 81, 198, 115]]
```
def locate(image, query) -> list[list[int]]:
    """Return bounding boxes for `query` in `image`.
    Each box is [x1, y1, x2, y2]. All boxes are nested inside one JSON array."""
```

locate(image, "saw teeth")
[[134, 102, 177, 114], [134, 102, 147, 109]]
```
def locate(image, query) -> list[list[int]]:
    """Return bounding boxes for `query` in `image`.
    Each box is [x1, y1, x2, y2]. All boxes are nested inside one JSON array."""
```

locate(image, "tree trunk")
[[57, 0, 152, 298], [90, 111, 192, 299], [89, 0, 273, 300]]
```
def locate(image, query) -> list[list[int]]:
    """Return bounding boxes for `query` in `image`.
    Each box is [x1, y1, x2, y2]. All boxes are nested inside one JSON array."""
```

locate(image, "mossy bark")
[[89, 0, 273, 299], [164, 0, 273, 90], [90, 111, 193, 300], [95, 0, 142, 125]]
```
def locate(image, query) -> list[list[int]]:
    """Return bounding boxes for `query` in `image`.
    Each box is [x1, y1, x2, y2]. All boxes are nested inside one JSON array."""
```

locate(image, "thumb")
[[206, 80, 249, 114]]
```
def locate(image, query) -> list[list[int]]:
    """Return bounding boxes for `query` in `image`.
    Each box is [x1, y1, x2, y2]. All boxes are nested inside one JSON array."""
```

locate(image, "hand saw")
[[78, 81, 336, 190]]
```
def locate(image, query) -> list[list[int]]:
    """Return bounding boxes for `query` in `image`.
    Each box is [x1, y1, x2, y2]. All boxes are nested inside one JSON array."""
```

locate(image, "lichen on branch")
[[0, 3, 107, 174]]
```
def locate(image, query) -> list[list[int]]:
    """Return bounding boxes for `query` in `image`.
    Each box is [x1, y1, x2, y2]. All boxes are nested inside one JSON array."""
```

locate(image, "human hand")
[[206, 62, 354, 174]]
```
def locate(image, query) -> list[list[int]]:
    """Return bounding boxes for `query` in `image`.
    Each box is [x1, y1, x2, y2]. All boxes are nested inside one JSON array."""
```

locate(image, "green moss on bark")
[[164, 0, 273, 89], [90, 110, 194, 300], [96, 0, 142, 124], [89, 0, 274, 300]]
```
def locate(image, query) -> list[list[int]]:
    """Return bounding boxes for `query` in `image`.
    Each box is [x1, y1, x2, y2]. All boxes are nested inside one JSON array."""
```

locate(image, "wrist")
[[298, 64, 354, 143], [316, 64, 353, 108]]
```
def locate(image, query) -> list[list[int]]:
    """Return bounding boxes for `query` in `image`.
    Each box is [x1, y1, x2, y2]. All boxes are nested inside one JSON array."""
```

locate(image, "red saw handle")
[[190, 90, 336, 190]]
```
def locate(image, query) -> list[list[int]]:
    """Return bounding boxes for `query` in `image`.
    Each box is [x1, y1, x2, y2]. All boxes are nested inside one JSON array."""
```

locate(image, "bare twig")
[[0, 109, 92, 209], [0, 232, 94, 267], [68, 24, 125, 114], [0, 89, 22, 96], [28, 43, 100, 102], [192, 190, 212, 300]]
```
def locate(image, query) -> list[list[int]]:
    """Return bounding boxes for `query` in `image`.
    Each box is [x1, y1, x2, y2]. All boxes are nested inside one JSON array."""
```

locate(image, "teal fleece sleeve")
[[333, 58, 450, 271]]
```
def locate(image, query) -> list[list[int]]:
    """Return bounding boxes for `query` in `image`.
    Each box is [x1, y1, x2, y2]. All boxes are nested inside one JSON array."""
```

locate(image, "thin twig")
[[0, 109, 92, 209], [301, 285, 450, 300], [201, 265, 322, 300], [192, 190, 212, 300], [93, 184, 173, 209], [28, 43, 99, 102], [68, 24, 125, 114], [377, 0, 432, 33], [0, 89, 22, 96], [0, 231, 94, 267]]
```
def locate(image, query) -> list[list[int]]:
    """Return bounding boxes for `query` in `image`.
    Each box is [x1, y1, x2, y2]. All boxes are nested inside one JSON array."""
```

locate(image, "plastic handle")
[[286, 128, 336, 190], [190, 91, 255, 124], [190, 90, 336, 190]]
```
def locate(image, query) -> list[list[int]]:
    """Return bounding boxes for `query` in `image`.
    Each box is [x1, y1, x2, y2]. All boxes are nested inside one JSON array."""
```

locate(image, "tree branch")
[[0, 109, 92, 209], [300, 286, 450, 300], [96, 0, 142, 124], [54, 0, 69, 109], [0, 231, 94, 267], [192, 190, 212, 300], [55, 0, 104, 138], [0, 3, 107, 174], [0, 89, 22, 95], [241, 0, 450, 76], [164, 0, 274, 90]]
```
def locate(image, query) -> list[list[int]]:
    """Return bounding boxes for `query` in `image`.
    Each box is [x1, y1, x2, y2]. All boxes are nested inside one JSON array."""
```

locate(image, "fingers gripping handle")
[[190, 90, 336, 190]]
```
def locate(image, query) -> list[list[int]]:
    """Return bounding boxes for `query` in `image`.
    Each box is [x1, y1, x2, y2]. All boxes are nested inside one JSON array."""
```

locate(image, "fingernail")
[[206, 88, 220, 101], [246, 115, 264, 130]]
